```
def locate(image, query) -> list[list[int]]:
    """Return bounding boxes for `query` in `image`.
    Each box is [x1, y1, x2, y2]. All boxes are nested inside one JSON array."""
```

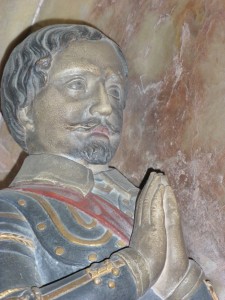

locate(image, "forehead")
[[49, 40, 125, 79]]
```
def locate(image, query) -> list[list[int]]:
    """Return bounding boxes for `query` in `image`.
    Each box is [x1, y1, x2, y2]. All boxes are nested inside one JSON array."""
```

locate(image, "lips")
[[91, 125, 109, 136]]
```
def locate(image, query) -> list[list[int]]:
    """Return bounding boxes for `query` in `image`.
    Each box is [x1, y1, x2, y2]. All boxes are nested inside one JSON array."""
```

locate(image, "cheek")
[[34, 106, 64, 130], [34, 89, 62, 121], [64, 102, 90, 122]]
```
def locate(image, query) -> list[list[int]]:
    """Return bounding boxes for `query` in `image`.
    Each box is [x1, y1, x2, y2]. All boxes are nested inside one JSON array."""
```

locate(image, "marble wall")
[[0, 0, 224, 298]]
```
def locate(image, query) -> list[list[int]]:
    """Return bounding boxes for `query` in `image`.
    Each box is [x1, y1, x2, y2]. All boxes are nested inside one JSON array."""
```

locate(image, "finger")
[[160, 174, 169, 186], [149, 185, 167, 259], [141, 174, 162, 224], [164, 186, 181, 228], [152, 186, 188, 296], [135, 172, 156, 226], [149, 184, 165, 227], [164, 186, 188, 265]]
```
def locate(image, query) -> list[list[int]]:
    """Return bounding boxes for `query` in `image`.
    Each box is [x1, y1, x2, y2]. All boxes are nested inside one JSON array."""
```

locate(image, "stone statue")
[[0, 24, 215, 299]]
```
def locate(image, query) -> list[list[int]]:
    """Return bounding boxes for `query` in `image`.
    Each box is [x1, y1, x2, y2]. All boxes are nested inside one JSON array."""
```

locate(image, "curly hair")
[[1, 24, 128, 151]]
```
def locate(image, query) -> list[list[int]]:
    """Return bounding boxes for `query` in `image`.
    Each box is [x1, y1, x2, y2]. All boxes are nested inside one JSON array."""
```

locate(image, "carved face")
[[26, 40, 127, 165]]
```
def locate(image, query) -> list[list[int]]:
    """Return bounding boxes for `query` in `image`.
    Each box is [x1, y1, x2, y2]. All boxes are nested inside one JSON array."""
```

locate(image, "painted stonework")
[[0, 0, 224, 298]]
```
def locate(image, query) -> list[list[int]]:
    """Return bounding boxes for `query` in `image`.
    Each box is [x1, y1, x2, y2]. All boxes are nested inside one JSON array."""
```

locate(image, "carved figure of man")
[[0, 24, 214, 299]]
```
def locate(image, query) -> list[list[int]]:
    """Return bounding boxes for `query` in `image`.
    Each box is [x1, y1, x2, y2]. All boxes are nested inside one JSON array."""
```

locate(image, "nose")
[[89, 83, 113, 116]]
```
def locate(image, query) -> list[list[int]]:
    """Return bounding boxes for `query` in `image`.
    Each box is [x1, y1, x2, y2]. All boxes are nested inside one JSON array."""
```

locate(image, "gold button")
[[55, 247, 65, 256], [94, 277, 101, 285], [18, 199, 26, 206], [88, 253, 97, 262], [111, 267, 120, 276], [108, 280, 116, 288], [37, 223, 46, 231]]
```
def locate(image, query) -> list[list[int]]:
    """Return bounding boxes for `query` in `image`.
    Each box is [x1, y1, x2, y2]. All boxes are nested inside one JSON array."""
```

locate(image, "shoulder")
[[93, 168, 139, 218], [105, 168, 139, 195], [0, 188, 28, 211], [0, 188, 36, 249]]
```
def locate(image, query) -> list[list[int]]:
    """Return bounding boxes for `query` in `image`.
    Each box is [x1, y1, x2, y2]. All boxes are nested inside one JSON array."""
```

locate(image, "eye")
[[66, 78, 86, 92], [107, 86, 121, 100]]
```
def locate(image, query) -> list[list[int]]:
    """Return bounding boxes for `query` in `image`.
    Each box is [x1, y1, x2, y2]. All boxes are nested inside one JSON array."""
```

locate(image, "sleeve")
[[40, 255, 138, 300], [189, 283, 216, 300], [0, 197, 42, 299], [165, 260, 215, 300], [0, 198, 140, 300], [1, 195, 214, 300], [1, 254, 139, 299]]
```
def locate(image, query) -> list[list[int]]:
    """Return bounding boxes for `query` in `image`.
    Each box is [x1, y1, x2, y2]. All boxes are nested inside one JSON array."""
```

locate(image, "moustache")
[[66, 118, 120, 135]]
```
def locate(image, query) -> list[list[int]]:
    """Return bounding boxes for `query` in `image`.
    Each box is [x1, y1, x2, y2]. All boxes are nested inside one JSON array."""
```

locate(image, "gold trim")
[[42, 259, 124, 300], [67, 205, 97, 230], [25, 192, 112, 247], [0, 288, 24, 299], [204, 280, 219, 300], [43, 273, 92, 300], [0, 233, 34, 249], [0, 212, 26, 221], [87, 259, 125, 280], [116, 240, 127, 248]]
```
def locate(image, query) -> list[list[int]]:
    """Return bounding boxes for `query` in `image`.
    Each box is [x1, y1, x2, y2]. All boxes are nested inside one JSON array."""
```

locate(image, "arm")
[[38, 173, 167, 300], [0, 174, 168, 299], [1, 175, 214, 300], [0, 195, 137, 299]]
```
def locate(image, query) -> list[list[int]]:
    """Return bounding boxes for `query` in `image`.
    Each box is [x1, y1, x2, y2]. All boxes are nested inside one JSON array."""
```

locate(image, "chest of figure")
[[11, 188, 133, 283]]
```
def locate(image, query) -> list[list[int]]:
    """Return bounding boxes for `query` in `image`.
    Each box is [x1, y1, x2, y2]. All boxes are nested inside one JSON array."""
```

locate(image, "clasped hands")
[[122, 172, 190, 298]]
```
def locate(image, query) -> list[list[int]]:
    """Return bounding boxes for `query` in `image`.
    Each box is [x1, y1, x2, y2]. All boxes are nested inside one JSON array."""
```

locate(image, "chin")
[[79, 139, 117, 165]]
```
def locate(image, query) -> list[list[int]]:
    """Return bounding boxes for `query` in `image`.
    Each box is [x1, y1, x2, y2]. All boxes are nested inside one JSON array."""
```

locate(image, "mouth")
[[91, 125, 109, 137]]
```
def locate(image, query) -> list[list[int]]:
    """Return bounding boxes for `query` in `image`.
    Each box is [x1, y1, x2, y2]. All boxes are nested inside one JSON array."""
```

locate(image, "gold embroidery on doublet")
[[67, 205, 97, 230], [0, 233, 34, 249], [26, 192, 113, 247], [42, 259, 125, 300], [0, 288, 24, 299], [0, 212, 26, 221]]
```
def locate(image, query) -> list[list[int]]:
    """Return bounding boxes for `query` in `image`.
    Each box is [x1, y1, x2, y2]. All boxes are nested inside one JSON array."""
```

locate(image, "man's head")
[[1, 24, 128, 165]]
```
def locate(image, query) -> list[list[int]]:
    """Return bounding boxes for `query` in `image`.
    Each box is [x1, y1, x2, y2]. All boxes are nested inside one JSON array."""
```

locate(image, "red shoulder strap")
[[10, 183, 134, 244]]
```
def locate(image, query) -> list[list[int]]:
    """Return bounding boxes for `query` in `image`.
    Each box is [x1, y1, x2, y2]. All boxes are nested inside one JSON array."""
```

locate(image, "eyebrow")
[[54, 65, 101, 79], [106, 74, 123, 82], [54, 66, 124, 83]]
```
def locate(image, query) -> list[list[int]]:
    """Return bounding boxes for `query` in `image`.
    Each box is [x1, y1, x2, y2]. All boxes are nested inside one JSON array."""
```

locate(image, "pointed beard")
[[79, 140, 114, 164]]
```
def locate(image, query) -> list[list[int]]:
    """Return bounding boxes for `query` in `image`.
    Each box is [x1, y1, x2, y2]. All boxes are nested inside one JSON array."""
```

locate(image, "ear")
[[17, 106, 35, 132]]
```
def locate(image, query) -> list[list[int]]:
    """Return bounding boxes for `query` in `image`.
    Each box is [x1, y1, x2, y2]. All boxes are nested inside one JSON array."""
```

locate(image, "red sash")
[[10, 183, 134, 244]]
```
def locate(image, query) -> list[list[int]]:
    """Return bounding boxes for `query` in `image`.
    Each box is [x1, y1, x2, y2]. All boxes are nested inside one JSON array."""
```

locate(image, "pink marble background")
[[0, 0, 224, 297]]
